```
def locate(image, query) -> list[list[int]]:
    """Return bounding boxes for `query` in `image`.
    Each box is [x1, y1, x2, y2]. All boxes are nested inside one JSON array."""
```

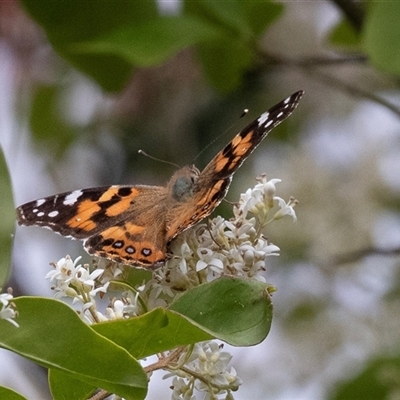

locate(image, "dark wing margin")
[[198, 90, 304, 183]]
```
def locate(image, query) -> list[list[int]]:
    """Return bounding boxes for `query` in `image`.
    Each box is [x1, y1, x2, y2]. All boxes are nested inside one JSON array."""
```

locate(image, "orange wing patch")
[[67, 200, 101, 231], [105, 190, 138, 217]]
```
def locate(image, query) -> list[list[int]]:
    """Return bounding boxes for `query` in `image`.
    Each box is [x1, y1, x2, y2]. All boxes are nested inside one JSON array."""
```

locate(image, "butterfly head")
[[168, 165, 200, 202]]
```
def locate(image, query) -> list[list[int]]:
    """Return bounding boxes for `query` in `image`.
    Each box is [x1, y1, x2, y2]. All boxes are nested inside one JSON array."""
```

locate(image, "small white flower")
[[254, 176, 281, 201], [0, 292, 13, 306], [46, 255, 82, 284], [167, 341, 242, 397], [0, 291, 18, 328], [170, 377, 195, 400], [0, 304, 19, 328], [273, 196, 298, 222]]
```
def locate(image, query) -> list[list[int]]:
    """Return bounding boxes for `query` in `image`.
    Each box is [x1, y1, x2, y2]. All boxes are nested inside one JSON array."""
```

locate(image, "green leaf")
[[28, 84, 75, 154], [328, 20, 361, 50], [49, 369, 96, 400], [184, 0, 282, 40], [330, 355, 400, 400], [196, 38, 254, 92], [186, 0, 283, 91], [242, 1, 283, 37], [0, 148, 14, 287], [363, 2, 400, 76], [121, 267, 153, 289], [71, 16, 221, 67], [20, 0, 284, 92], [0, 387, 27, 400], [93, 308, 213, 360], [20, 0, 159, 91], [169, 277, 273, 346], [94, 278, 273, 359], [20, 0, 220, 91], [0, 297, 147, 400]]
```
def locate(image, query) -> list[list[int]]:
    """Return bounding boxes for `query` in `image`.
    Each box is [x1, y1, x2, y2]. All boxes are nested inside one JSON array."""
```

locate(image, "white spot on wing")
[[258, 111, 270, 125], [48, 211, 59, 218], [63, 190, 83, 206], [37, 212, 44, 217], [36, 199, 45, 207]]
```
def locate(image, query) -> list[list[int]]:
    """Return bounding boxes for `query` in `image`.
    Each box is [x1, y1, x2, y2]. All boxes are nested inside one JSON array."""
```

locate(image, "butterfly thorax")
[[168, 165, 200, 201]]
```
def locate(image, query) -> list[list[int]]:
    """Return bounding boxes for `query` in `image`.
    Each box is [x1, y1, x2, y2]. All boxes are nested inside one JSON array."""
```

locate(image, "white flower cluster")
[[0, 289, 18, 327], [166, 341, 242, 400], [46, 255, 110, 323], [165, 175, 297, 287]]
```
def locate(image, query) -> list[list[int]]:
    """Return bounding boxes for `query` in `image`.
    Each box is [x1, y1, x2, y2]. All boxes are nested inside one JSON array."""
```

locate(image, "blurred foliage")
[[20, 0, 283, 92], [328, 20, 361, 50], [29, 84, 76, 154], [363, 2, 400, 76], [330, 355, 400, 400], [0, 150, 13, 287]]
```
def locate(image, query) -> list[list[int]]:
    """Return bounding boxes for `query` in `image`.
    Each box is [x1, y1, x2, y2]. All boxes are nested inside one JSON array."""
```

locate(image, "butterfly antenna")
[[194, 108, 249, 162], [138, 149, 180, 169]]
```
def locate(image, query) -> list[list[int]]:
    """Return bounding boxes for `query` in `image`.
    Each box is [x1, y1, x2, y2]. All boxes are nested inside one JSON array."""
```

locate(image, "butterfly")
[[16, 91, 303, 268]]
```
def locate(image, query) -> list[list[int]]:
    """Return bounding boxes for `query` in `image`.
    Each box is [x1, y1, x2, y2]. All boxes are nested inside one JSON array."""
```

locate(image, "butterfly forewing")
[[166, 91, 304, 241], [199, 90, 304, 184], [16, 91, 303, 268], [17, 186, 155, 237]]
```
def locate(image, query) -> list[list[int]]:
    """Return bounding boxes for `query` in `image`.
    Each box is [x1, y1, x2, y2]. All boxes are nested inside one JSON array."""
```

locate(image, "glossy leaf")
[[94, 278, 273, 360], [0, 297, 147, 400], [49, 369, 96, 400], [169, 277, 273, 346], [0, 387, 27, 400], [93, 307, 213, 360]]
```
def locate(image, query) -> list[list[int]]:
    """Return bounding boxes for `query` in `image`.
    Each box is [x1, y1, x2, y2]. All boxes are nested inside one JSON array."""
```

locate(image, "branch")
[[310, 69, 400, 119], [329, 246, 400, 266], [262, 53, 400, 119], [267, 53, 368, 67]]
